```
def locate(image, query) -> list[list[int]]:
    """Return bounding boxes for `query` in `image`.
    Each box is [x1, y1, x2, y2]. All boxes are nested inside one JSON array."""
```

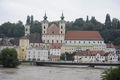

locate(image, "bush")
[[0, 48, 20, 68], [102, 66, 120, 80]]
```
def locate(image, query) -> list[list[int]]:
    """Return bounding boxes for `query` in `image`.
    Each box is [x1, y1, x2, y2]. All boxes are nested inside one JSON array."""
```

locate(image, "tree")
[[102, 66, 120, 80], [112, 18, 119, 29], [114, 37, 120, 45], [0, 48, 20, 68], [105, 13, 111, 29], [60, 52, 75, 61]]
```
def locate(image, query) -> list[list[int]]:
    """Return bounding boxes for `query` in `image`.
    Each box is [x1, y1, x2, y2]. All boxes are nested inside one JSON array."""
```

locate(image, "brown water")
[[0, 65, 106, 80]]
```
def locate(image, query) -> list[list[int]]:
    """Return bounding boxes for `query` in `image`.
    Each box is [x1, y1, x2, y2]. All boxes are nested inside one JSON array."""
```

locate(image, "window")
[[61, 40, 62, 43], [61, 31, 62, 34], [74, 41, 76, 43], [61, 26, 63, 29], [52, 40, 54, 43], [44, 31, 45, 33], [44, 26, 45, 29], [26, 28, 28, 31], [52, 31, 54, 34], [47, 40, 49, 43], [57, 40, 58, 43]]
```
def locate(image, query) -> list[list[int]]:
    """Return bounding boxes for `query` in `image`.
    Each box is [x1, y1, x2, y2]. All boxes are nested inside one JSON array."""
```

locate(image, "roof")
[[75, 50, 105, 56], [106, 43, 115, 48], [47, 24, 60, 35], [65, 31, 103, 40], [50, 44, 62, 49]]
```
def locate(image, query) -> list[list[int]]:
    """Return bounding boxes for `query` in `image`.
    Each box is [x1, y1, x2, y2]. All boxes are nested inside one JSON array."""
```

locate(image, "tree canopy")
[[0, 48, 20, 68]]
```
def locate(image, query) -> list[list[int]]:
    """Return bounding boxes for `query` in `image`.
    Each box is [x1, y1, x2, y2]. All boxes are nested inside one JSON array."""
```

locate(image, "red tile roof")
[[75, 50, 105, 56], [47, 24, 60, 35], [106, 43, 115, 48], [65, 31, 103, 40], [50, 44, 62, 49]]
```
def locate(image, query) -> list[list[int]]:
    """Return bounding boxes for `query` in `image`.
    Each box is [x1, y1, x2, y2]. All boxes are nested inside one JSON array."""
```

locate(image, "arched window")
[[26, 28, 28, 31], [61, 26, 63, 29], [44, 26, 45, 29], [61, 31, 62, 34]]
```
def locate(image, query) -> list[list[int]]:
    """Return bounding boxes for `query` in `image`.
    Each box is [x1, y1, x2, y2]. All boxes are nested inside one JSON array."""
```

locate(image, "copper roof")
[[65, 31, 103, 40]]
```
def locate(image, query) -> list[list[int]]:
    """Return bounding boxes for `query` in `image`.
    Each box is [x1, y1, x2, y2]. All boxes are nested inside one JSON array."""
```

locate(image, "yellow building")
[[19, 36, 29, 60], [61, 43, 94, 54]]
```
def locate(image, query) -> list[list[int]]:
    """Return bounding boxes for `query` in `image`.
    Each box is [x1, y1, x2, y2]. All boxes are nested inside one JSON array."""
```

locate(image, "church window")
[[26, 28, 28, 31], [44, 26, 45, 29], [61, 26, 63, 29]]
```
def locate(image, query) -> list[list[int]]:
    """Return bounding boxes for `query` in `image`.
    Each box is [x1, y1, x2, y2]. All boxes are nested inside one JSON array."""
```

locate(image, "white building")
[[105, 43, 116, 53], [26, 47, 48, 61], [105, 52, 118, 62], [49, 44, 61, 56], [74, 50, 105, 62]]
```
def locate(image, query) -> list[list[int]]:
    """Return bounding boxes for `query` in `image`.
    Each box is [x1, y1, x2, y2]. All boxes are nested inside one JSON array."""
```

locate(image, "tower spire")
[[43, 11, 47, 20], [61, 11, 64, 20]]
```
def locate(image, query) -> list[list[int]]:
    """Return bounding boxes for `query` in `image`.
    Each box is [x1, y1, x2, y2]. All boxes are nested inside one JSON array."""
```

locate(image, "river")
[[0, 65, 108, 80]]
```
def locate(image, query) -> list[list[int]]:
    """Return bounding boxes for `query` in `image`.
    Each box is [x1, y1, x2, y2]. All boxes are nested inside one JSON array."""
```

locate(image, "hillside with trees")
[[0, 14, 120, 45]]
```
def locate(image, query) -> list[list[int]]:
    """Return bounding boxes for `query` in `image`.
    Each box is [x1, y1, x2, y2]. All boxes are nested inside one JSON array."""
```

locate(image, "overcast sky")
[[0, 0, 120, 25]]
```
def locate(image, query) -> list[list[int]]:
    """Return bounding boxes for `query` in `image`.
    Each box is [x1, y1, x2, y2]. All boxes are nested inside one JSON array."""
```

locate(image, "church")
[[19, 13, 116, 61]]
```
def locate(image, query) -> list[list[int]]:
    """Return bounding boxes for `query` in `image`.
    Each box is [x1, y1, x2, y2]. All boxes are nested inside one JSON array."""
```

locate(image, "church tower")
[[42, 12, 48, 35], [24, 25, 30, 36], [59, 12, 66, 35]]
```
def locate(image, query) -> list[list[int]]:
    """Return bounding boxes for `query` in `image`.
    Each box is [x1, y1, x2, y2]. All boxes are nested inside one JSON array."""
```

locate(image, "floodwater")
[[0, 65, 107, 80]]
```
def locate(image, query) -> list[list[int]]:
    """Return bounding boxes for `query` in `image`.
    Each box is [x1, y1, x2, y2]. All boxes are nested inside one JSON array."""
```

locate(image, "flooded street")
[[0, 65, 106, 80]]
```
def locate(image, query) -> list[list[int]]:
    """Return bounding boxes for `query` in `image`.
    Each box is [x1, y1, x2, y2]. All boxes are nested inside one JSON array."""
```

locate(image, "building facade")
[[26, 47, 48, 61]]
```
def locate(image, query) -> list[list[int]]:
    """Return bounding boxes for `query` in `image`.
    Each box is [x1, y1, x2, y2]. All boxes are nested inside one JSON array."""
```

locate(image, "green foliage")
[[102, 66, 120, 80], [0, 48, 20, 68], [0, 21, 24, 38], [114, 38, 120, 45], [60, 52, 76, 61]]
